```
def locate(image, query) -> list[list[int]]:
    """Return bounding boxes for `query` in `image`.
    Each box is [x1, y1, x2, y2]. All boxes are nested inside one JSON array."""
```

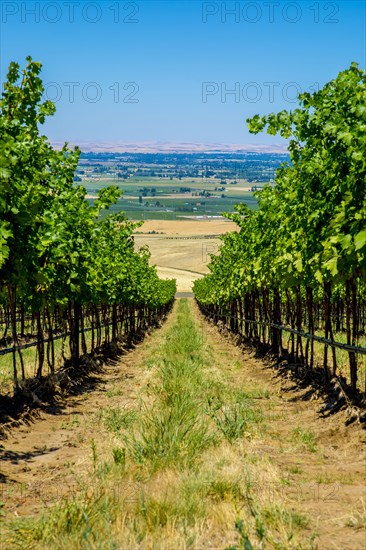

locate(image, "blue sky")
[[1, 0, 365, 147]]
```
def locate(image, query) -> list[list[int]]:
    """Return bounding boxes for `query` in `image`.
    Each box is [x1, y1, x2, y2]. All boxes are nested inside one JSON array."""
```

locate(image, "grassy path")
[[1, 299, 365, 549]]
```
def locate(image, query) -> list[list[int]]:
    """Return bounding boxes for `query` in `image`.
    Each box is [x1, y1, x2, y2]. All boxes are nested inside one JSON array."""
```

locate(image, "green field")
[[79, 175, 260, 220]]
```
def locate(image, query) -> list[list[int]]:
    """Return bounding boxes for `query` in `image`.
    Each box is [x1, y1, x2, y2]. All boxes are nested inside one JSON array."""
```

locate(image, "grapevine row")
[[0, 58, 176, 394], [194, 63, 366, 398]]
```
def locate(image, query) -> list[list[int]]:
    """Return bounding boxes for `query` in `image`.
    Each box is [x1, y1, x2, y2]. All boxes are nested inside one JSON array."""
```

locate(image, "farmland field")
[[133, 219, 238, 292], [79, 175, 260, 220]]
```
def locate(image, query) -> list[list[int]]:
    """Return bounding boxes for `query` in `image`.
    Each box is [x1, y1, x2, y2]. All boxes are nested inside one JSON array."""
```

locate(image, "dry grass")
[[133, 219, 238, 292], [3, 300, 316, 549], [1, 300, 365, 550], [135, 219, 238, 236]]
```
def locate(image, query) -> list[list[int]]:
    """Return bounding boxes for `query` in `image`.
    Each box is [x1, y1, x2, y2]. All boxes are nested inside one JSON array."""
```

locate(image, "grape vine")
[[194, 63, 366, 397], [0, 57, 176, 393]]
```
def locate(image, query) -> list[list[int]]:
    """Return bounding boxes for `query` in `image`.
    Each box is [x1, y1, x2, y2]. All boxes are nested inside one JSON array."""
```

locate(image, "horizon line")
[[50, 140, 289, 154]]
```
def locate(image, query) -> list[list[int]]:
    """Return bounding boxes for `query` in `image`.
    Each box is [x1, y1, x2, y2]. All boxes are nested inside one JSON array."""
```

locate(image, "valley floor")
[[0, 299, 365, 549]]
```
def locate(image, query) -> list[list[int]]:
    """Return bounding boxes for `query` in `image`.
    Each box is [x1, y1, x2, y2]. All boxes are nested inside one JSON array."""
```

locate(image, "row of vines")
[[194, 63, 366, 398], [0, 58, 176, 394]]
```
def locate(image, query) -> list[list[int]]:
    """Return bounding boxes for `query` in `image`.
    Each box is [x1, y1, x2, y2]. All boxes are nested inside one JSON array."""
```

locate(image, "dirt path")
[[0, 311, 177, 519], [196, 302, 366, 549], [0, 299, 365, 549]]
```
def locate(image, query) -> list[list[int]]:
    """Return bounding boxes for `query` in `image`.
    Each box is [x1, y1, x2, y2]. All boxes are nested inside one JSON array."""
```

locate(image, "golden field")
[[133, 219, 239, 292]]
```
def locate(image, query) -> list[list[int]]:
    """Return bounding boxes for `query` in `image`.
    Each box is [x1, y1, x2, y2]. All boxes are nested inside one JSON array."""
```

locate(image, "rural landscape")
[[1, 1, 366, 549]]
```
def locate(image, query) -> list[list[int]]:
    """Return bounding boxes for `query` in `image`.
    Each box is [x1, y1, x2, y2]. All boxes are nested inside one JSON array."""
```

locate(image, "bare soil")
[[0, 314, 177, 519], [198, 306, 366, 550], [0, 300, 365, 549]]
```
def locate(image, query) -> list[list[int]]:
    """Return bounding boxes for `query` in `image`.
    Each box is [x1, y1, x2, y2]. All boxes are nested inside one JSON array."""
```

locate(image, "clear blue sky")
[[1, 0, 365, 147]]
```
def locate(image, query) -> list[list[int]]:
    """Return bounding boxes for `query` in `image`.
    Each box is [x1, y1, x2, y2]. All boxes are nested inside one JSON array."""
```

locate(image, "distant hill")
[[51, 140, 288, 154]]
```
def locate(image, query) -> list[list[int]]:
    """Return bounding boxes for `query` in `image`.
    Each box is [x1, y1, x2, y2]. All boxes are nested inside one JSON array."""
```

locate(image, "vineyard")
[[1, 57, 366, 549], [194, 63, 366, 404], [0, 58, 176, 399]]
